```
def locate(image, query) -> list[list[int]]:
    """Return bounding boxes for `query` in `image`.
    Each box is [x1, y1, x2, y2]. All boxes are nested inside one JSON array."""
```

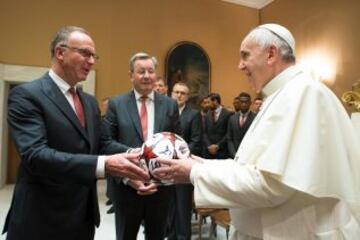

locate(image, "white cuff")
[[122, 178, 129, 185], [190, 162, 201, 185], [96, 156, 106, 178]]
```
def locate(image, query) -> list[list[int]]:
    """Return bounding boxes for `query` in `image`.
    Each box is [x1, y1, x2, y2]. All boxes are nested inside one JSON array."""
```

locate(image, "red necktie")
[[239, 115, 246, 128], [140, 95, 148, 140], [69, 87, 86, 128]]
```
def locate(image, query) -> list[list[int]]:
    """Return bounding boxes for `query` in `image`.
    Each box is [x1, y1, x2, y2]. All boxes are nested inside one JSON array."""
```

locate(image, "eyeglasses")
[[172, 90, 188, 96], [60, 44, 99, 60]]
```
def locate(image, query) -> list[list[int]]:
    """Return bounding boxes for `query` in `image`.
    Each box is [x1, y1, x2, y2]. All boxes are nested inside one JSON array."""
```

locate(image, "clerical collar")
[[262, 66, 302, 98], [133, 89, 154, 101], [49, 69, 76, 94]]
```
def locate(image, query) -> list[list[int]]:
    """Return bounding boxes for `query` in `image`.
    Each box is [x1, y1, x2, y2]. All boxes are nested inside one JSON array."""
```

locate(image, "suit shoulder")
[[229, 112, 239, 120], [188, 106, 199, 116], [158, 94, 177, 106], [10, 75, 47, 96]]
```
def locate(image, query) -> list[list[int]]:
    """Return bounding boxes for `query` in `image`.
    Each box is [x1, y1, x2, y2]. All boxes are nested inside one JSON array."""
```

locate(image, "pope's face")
[[130, 59, 156, 95], [238, 38, 270, 93]]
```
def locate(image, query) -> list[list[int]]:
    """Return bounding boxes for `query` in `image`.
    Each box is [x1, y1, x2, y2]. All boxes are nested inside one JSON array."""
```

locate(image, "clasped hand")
[[152, 155, 204, 184], [105, 152, 150, 182]]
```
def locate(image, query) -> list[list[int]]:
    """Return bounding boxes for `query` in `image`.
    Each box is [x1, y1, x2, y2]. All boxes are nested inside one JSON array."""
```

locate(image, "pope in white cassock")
[[153, 24, 360, 239]]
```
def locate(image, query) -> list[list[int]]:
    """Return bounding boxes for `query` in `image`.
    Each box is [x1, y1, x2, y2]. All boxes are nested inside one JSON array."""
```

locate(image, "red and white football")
[[140, 132, 190, 185]]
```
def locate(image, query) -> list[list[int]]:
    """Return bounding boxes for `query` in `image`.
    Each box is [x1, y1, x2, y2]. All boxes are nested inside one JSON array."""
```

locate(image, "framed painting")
[[165, 41, 210, 109]]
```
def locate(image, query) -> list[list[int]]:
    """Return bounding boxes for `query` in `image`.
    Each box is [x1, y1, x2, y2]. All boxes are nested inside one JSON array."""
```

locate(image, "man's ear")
[[267, 45, 278, 65], [55, 47, 65, 61]]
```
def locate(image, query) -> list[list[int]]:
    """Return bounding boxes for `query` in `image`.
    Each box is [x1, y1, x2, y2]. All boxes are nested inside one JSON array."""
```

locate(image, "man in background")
[[101, 52, 180, 240], [227, 92, 256, 158], [3, 26, 149, 240], [232, 96, 241, 113], [154, 76, 168, 95], [252, 96, 263, 113], [168, 82, 201, 240], [203, 93, 232, 159], [154, 24, 360, 239]]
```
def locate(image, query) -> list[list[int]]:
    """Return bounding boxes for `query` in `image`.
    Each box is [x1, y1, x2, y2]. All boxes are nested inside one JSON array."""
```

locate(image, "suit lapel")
[[41, 75, 89, 143], [154, 93, 163, 133], [78, 89, 95, 148], [217, 108, 225, 124], [126, 91, 143, 140]]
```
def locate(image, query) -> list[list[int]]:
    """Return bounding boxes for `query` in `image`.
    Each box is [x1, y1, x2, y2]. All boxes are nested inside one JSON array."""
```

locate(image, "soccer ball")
[[140, 132, 190, 185]]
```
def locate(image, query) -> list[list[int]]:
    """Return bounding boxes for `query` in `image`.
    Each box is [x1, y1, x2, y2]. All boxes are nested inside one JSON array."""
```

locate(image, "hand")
[[152, 157, 199, 184], [127, 147, 142, 154], [105, 153, 150, 181], [190, 154, 205, 163], [128, 180, 158, 196], [208, 144, 219, 155]]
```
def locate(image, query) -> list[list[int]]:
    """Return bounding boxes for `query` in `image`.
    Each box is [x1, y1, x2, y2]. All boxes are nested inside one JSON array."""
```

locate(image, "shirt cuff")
[[190, 162, 201, 185], [122, 178, 129, 185], [96, 156, 106, 178]]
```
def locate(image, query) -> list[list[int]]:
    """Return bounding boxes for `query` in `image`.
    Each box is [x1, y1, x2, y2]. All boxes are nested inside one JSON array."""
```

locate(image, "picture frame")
[[165, 41, 211, 109]]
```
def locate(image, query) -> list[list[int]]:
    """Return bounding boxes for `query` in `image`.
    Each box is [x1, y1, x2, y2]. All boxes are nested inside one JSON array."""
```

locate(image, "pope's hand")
[[152, 155, 202, 184], [105, 153, 150, 181]]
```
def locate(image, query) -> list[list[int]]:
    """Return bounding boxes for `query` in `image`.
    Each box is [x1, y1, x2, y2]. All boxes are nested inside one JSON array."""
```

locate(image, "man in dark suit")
[[227, 92, 256, 158], [101, 52, 181, 240], [203, 93, 232, 159], [2, 26, 149, 240], [167, 82, 201, 240]]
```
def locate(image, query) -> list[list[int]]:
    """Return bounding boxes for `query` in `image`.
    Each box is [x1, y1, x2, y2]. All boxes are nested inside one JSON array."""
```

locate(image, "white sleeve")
[[191, 160, 295, 209]]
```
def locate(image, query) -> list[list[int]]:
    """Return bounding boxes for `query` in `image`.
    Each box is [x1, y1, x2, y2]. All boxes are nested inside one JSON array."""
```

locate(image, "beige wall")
[[0, 0, 259, 110], [260, 0, 360, 111]]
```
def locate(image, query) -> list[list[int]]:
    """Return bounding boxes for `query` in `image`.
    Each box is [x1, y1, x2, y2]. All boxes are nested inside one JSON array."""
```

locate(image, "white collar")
[[215, 105, 223, 114], [262, 65, 301, 97], [49, 69, 75, 94], [179, 104, 186, 115], [133, 89, 155, 101]]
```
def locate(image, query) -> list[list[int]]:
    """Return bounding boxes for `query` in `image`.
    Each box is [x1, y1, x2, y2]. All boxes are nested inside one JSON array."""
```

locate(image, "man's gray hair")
[[50, 26, 89, 59], [246, 28, 296, 63], [129, 52, 158, 72]]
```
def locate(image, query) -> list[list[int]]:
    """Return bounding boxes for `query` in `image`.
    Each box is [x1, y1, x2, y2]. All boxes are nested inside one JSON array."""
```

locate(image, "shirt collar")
[[262, 65, 302, 98], [133, 89, 154, 101], [240, 110, 251, 117], [49, 69, 75, 94], [215, 105, 222, 114], [179, 104, 186, 115]]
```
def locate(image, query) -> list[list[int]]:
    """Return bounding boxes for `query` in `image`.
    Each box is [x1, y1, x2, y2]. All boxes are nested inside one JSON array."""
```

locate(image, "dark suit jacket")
[[227, 111, 256, 158], [3, 73, 102, 240], [179, 104, 202, 155], [101, 90, 181, 154], [203, 107, 232, 159], [101, 90, 181, 239]]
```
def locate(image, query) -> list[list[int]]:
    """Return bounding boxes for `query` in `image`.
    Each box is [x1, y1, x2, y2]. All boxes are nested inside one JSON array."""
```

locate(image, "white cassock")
[[190, 66, 360, 239]]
